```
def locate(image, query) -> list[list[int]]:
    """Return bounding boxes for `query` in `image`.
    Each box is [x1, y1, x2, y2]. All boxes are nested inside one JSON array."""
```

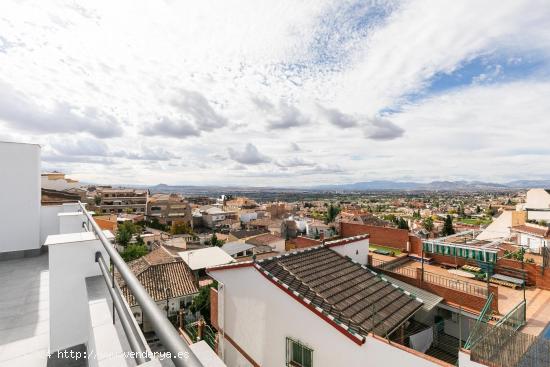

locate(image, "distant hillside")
[[312, 180, 549, 191]]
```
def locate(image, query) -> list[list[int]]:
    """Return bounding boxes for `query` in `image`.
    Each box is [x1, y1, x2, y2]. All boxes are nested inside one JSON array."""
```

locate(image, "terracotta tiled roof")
[[121, 261, 199, 306], [256, 246, 422, 337], [229, 229, 268, 239], [245, 233, 282, 246], [512, 225, 550, 238], [116, 246, 183, 289]]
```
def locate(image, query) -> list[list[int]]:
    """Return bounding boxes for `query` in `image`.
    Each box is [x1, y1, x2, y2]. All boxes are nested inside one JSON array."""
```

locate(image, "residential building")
[[227, 228, 269, 242], [511, 224, 550, 254], [95, 187, 148, 214], [517, 188, 550, 221], [147, 193, 193, 227], [221, 241, 256, 259], [336, 210, 392, 227], [238, 210, 258, 224], [265, 202, 288, 219], [476, 210, 527, 241], [179, 246, 235, 279], [306, 220, 335, 239], [41, 171, 81, 191], [117, 246, 199, 332], [199, 206, 238, 229], [207, 236, 449, 367], [224, 197, 258, 211], [244, 232, 285, 253], [41, 188, 81, 205]]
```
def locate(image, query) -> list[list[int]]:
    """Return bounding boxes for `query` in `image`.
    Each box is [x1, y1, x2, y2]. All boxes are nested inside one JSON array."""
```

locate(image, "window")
[[286, 337, 313, 367]]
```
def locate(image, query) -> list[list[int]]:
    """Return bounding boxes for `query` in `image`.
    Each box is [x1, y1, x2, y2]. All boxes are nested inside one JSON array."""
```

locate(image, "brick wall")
[[371, 264, 498, 313], [409, 235, 423, 256], [210, 287, 218, 330], [340, 222, 409, 250], [496, 258, 550, 289]]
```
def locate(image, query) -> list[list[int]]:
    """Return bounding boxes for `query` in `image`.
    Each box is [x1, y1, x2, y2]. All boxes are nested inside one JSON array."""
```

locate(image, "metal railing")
[[79, 202, 203, 367], [371, 257, 488, 297], [370, 258, 417, 279], [423, 270, 488, 297], [495, 300, 526, 331]]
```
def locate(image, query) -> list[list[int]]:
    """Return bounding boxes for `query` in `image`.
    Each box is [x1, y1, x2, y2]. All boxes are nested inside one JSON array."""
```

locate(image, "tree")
[[325, 204, 341, 224], [441, 215, 455, 236], [94, 195, 102, 206], [116, 221, 139, 247], [397, 217, 409, 230], [485, 205, 497, 217], [457, 204, 465, 217], [171, 222, 193, 235], [121, 243, 148, 262], [207, 232, 223, 247], [422, 217, 434, 232], [190, 281, 218, 324]]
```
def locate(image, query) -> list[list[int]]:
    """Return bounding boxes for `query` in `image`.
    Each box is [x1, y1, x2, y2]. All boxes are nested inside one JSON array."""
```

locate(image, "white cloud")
[[228, 143, 271, 165], [0, 0, 549, 185]]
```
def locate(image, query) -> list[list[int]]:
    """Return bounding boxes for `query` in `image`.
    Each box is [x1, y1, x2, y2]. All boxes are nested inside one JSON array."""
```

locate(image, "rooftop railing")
[[78, 202, 203, 367], [371, 257, 488, 297]]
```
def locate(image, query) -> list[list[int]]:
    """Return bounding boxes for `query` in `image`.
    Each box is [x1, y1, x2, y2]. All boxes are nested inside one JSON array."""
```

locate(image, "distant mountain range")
[[135, 180, 550, 195], [310, 180, 550, 191]]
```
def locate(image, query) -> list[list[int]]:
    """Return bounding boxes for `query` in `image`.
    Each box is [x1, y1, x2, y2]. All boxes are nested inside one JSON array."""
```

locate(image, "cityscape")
[[1, 1, 550, 367]]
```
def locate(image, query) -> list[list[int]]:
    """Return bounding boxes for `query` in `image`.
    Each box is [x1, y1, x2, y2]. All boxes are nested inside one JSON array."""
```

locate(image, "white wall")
[[272, 238, 286, 253], [518, 233, 547, 253], [40, 205, 63, 246], [476, 211, 512, 241], [59, 212, 87, 234], [0, 142, 41, 252], [212, 266, 438, 367], [524, 189, 550, 209], [458, 351, 487, 367], [331, 238, 370, 265], [240, 212, 257, 223], [48, 235, 109, 351]]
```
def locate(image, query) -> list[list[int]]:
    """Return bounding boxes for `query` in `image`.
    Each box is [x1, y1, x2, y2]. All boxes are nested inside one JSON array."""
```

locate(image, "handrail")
[[423, 270, 488, 298], [78, 202, 204, 367], [95, 252, 149, 364]]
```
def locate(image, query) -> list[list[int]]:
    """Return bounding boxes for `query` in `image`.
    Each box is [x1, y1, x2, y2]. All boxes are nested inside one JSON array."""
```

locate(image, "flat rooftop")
[[0, 254, 50, 367]]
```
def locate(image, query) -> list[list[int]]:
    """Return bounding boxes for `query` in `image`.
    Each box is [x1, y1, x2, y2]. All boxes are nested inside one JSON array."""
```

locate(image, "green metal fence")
[[185, 322, 216, 350], [464, 292, 494, 350], [495, 300, 526, 331]]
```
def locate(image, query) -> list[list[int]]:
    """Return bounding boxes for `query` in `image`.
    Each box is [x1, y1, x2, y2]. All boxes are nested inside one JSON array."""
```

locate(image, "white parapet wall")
[[0, 141, 41, 253], [46, 232, 110, 352]]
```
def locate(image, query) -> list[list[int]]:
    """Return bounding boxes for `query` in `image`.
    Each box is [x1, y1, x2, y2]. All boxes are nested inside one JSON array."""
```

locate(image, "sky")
[[1, 0, 550, 187]]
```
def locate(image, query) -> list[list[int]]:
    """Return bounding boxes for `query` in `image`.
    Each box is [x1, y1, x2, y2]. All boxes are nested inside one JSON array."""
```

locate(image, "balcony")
[[0, 142, 222, 367]]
